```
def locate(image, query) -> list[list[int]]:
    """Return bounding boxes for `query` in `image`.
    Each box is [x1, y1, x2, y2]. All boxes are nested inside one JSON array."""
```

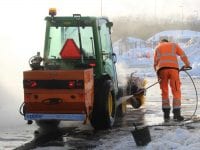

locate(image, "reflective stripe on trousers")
[[162, 99, 170, 109], [158, 69, 181, 109]]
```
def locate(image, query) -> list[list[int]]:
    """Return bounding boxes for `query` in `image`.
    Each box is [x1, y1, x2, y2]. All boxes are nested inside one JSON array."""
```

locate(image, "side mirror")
[[112, 53, 117, 63], [106, 22, 113, 34], [106, 22, 113, 28]]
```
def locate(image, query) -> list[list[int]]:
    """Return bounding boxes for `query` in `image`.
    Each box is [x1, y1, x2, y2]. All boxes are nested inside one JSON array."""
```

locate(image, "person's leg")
[[169, 69, 184, 121], [158, 69, 170, 121]]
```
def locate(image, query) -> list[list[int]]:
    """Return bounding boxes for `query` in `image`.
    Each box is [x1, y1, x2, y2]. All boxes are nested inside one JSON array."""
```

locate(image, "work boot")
[[173, 109, 184, 121], [163, 108, 170, 122]]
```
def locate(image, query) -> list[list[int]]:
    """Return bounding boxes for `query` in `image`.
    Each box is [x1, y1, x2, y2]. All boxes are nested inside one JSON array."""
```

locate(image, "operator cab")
[[35, 9, 118, 89], [43, 12, 97, 70]]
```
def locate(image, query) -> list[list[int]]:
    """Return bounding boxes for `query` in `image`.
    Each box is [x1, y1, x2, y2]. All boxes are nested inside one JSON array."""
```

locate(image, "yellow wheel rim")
[[108, 92, 113, 117]]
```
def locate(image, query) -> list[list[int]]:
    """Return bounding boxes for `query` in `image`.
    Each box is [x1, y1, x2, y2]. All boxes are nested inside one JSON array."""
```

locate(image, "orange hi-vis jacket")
[[154, 42, 190, 71]]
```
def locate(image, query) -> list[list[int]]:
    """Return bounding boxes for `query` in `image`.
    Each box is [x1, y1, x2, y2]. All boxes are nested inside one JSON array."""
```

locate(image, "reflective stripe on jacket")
[[154, 42, 190, 71]]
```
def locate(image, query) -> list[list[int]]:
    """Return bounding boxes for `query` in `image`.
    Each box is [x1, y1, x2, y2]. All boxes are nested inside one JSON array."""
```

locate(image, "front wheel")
[[90, 80, 116, 130]]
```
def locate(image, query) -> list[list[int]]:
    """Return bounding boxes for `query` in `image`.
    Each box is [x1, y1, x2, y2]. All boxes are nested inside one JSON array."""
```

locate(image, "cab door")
[[99, 19, 118, 90]]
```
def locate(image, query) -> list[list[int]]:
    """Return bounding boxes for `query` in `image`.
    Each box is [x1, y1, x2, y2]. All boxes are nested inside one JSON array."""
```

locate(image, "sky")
[[0, 0, 200, 103], [1, 0, 200, 23]]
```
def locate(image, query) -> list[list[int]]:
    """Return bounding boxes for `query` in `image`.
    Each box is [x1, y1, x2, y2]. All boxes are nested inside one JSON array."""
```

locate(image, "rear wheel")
[[90, 80, 116, 130]]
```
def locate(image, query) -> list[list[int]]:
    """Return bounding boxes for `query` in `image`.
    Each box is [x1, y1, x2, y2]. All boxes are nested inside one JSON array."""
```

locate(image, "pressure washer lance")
[[117, 79, 161, 106], [132, 79, 161, 96]]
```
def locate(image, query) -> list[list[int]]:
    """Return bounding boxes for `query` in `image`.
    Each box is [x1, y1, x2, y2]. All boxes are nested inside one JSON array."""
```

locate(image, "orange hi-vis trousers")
[[158, 68, 181, 109]]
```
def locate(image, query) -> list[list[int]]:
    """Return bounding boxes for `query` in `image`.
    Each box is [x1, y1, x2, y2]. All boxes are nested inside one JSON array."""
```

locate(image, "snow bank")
[[147, 30, 200, 42], [114, 30, 200, 77], [183, 37, 200, 76]]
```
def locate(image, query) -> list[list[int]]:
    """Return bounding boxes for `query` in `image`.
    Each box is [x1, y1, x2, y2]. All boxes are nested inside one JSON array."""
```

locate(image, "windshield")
[[47, 26, 95, 59]]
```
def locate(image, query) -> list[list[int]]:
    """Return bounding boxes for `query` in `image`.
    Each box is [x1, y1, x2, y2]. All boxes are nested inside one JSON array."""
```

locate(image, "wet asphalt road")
[[15, 107, 147, 150], [13, 77, 200, 150]]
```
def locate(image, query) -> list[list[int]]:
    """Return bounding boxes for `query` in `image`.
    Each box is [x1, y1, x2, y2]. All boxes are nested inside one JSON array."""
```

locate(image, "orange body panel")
[[23, 69, 94, 115], [154, 42, 190, 71]]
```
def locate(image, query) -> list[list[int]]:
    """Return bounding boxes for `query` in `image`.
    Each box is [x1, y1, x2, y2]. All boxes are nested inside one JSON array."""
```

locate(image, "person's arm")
[[176, 44, 190, 67], [153, 49, 158, 71]]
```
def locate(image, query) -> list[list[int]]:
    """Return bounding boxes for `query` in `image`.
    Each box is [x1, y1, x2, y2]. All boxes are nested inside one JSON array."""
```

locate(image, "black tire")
[[90, 80, 116, 130]]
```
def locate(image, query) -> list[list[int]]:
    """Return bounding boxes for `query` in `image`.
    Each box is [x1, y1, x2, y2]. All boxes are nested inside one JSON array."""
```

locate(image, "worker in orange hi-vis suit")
[[154, 39, 191, 122]]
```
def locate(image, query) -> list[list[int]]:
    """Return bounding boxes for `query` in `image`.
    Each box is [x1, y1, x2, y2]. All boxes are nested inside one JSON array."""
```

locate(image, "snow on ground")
[[33, 123, 200, 150], [94, 125, 200, 150], [146, 127, 200, 150]]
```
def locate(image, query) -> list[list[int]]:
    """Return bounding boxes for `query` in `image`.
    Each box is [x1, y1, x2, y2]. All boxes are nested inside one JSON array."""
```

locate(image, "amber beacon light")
[[49, 8, 57, 16]]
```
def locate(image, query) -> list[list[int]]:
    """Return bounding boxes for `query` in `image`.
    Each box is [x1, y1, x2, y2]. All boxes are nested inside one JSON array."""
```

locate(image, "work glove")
[[180, 65, 192, 71]]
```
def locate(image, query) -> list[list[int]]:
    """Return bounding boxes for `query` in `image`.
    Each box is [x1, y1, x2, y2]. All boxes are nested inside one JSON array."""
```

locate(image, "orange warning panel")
[[60, 39, 81, 59], [23, 68, 94, 116]]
